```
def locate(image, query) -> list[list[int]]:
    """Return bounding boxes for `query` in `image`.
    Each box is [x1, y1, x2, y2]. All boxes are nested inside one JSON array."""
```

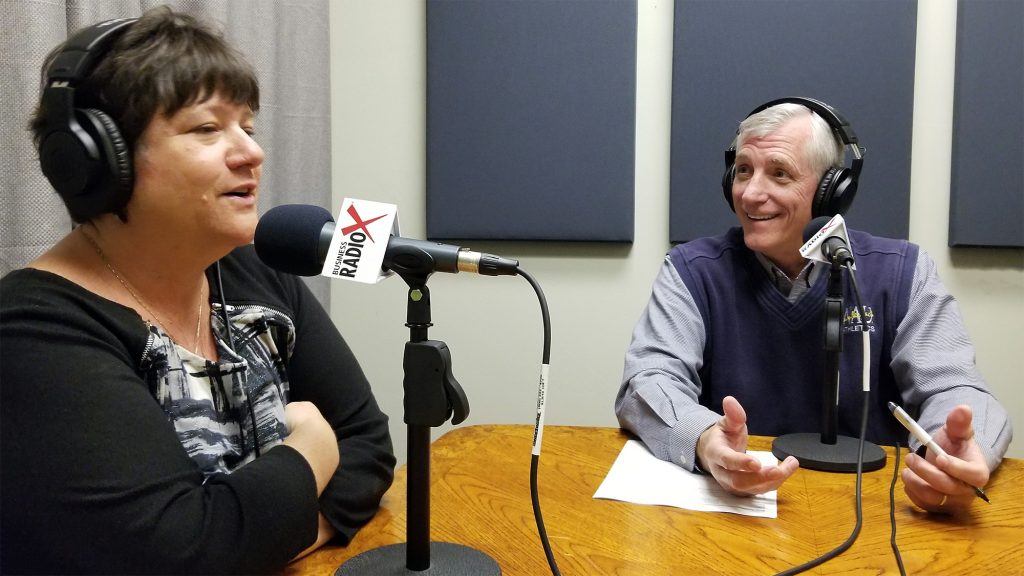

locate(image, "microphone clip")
[[403, 340, 470, 426]]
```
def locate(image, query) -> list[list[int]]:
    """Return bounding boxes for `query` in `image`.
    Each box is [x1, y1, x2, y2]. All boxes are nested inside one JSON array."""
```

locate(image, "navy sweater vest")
[[670, 227, 918, 444]]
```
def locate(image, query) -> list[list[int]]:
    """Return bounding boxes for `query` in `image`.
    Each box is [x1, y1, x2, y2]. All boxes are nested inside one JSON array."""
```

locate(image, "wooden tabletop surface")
[[287, 425, 1024, 575]]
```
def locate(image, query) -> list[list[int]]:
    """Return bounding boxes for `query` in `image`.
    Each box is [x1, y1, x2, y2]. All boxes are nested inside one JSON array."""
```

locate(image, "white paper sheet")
[[593, 440, 779, 518]]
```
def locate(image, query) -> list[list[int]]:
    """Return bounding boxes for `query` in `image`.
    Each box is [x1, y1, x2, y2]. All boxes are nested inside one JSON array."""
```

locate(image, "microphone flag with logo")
[[255, 202, 520, 280], [799, 214, 855, 268], [322, 198, 400, 284]]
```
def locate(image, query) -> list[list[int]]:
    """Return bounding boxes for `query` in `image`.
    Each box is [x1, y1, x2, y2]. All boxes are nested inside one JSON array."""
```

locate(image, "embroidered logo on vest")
[[843, 305, 875, 333]]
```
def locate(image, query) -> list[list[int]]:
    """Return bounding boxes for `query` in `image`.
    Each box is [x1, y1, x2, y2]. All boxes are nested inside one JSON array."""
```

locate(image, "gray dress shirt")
[[616, 248, 1012, 473]]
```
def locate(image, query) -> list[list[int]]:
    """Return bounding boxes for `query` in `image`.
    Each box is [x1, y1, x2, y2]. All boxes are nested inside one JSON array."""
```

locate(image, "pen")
[[887, 402, 990, 503]]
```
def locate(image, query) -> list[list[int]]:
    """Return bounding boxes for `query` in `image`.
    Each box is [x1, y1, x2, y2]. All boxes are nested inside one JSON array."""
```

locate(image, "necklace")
[[80, 227, 205, 355]]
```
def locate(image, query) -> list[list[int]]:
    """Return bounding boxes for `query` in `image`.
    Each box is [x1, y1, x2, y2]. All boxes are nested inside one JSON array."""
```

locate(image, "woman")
[[1, 7, 394, 574]]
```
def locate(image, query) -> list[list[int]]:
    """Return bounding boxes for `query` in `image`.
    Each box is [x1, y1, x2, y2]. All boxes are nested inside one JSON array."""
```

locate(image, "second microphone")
[[254, 204, 520, 278]]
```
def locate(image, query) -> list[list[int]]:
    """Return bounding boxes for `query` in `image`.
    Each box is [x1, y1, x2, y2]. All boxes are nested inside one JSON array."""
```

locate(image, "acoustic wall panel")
[[949, 0, 1024, 248], [670, 1, 917, 243], [427, 0, 637, 242]]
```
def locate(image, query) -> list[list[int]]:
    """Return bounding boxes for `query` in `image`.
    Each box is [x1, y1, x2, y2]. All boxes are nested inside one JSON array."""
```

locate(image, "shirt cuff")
[[667, 406, 721, 472]]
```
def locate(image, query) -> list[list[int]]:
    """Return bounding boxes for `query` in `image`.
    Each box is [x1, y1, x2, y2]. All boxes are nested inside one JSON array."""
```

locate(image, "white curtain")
[[0, 0, 331, 304]]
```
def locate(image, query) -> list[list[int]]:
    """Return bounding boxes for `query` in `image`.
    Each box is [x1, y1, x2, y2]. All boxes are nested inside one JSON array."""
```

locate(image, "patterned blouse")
[[140, 303, 295, 476]]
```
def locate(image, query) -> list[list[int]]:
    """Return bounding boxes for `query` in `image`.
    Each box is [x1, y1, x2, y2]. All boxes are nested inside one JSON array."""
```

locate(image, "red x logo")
[[341, 204, 387, 243]]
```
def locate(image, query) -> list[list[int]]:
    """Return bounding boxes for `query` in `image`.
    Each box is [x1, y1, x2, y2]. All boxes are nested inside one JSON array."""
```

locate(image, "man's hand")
[[696, 396, 799, 496], [902, 405, 989, 514]]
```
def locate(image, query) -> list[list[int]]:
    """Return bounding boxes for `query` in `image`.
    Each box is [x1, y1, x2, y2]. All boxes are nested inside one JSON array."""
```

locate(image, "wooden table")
[[288, 425, 1024, 575]]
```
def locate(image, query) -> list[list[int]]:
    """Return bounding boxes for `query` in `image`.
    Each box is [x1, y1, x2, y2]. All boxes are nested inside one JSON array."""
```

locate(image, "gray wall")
[[949, 0, 1024, 247], [427, 0, 637, 242], [329, 0, 1023, 462], [670, 0, 918, 242], [0, 0, 332, 302]]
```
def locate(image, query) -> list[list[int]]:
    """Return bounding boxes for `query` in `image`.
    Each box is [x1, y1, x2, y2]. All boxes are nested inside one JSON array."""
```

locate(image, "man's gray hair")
[[733, 103, 843, 177]]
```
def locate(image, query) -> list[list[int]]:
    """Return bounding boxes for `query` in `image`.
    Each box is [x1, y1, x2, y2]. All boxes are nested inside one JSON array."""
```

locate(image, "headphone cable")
[[213, 261, 260, 457], [214, 261, 235, 351]]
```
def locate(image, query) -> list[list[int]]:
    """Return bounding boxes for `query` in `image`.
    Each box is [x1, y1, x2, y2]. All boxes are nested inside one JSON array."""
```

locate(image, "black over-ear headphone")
[[38, 18, 138, 222], [722, 96, 864, 218]]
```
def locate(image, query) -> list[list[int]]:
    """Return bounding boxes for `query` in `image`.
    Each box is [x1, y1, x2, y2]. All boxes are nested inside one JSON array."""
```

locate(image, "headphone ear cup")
[[826, 168, 857, 216], [813, 167, 839, 218], [39, 117, 104, 213], [722, 148, 737, 212], [76, 108, 134, 219], [722, 165, 736, 212], [813, 167, 857, 217]]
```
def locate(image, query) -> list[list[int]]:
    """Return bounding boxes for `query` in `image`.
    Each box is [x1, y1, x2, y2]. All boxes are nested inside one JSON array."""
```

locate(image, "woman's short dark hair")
[[30, 6, 260, 155]]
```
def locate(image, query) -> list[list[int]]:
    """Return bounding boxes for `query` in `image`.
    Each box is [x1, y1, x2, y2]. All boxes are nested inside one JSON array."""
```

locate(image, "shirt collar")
[[754, 252, 822, 298]]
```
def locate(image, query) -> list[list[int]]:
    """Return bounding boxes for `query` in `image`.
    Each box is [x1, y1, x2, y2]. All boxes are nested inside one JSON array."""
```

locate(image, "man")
[[615, 98, 1011, 513]]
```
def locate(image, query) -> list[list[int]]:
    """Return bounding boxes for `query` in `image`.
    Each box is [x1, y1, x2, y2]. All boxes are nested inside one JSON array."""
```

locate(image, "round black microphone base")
[[772, 433, 886, 473], [335, 543, 501, 576]]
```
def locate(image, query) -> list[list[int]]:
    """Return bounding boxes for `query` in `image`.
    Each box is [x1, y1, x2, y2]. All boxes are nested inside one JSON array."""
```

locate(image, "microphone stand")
[[336, 269, 500, 575], [771, 262, 886, 472]]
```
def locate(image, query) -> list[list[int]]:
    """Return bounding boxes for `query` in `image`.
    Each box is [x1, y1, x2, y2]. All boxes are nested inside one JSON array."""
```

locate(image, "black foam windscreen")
[[254, 204, 334, 276], [803, 216, 833, 243]]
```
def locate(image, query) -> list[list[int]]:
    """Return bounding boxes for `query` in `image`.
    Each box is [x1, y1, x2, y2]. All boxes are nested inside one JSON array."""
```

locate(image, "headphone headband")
[[743, 96, 859, 147], [45, 18, 138, 85], [722, 96, 865, 218]]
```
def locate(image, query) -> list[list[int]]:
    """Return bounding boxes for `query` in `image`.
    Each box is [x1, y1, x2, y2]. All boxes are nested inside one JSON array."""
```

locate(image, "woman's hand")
[[282, 401, 339, 495]]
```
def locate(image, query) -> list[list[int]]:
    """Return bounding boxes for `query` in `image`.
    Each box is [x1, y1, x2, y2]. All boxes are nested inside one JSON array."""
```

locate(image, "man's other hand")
[[902, 404, 989, 514]]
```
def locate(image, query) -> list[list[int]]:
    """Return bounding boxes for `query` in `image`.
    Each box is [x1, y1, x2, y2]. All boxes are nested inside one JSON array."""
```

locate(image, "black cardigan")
[[0, 245, 395, 574]]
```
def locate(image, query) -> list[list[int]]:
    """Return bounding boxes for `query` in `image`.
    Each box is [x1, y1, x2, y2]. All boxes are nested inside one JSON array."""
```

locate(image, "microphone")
[[802, 216, 854, 266], [254, 204, 520, 278]]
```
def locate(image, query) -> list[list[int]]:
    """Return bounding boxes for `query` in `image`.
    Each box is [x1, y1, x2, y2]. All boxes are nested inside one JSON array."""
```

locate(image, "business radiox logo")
[[330, 204, 387, 278], [322, 198, 397, 284]]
